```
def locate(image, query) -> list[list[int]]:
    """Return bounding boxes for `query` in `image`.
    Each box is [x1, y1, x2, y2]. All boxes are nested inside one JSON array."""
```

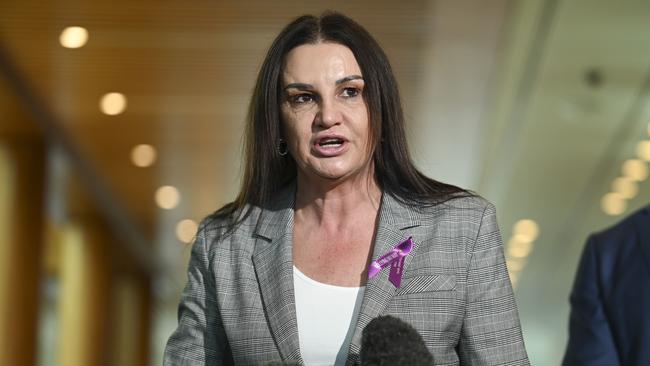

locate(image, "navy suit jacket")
[[563, 205, 650, 366]]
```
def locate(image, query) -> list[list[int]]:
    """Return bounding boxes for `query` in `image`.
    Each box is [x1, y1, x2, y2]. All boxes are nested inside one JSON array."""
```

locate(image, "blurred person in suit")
[[164, 11, 529, 366], [563, 205, 650, 365]]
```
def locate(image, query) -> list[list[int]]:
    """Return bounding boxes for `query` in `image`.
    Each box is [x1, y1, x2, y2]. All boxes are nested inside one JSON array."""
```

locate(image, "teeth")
[[319, 138, 343, 146]]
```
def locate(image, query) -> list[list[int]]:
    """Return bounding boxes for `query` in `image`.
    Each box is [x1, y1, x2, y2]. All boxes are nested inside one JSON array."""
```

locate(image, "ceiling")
[[1, 0, 649, 364]]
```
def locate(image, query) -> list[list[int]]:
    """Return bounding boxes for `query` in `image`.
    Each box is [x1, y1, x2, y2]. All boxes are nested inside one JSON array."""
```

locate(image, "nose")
[[316, 97, 342, 128]]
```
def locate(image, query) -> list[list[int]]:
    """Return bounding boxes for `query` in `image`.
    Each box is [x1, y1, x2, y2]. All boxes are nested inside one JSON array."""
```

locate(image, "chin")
[[315, 166, 367, 182], [314, 170, 348, 181], [300, 158, 371, 183]]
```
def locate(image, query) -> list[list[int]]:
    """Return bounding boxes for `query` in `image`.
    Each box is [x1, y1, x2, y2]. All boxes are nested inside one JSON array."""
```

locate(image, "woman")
[[164, 12, 529, 366]]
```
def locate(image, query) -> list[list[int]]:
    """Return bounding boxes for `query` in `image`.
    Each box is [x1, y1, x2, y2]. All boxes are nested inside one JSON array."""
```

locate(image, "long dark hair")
[[213, 11, 471, 224]]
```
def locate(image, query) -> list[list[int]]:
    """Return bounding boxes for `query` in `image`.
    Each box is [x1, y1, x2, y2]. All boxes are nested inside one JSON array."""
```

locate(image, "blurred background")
[[1, 0, 649, 365]]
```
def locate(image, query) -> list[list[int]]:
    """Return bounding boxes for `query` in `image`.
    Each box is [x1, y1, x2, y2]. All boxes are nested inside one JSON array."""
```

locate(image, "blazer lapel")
[[251, 186, 303, 363], [346, 193, 423, 365], [633, 206, 650, 275]]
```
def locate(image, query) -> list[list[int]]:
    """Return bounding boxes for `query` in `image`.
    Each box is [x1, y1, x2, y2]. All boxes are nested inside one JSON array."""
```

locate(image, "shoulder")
[[392, 194, 503, 266], [197, 203, 265, 254], [197, 184, 296, 252], [588, 205, 650, 253], [440, 194, 493, 213], [396, 194, 497, 254], [412, 194, 495, 227]]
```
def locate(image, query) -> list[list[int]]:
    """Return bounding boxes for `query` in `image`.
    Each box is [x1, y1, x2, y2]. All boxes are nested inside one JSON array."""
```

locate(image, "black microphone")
[[360, 315, 434, 366]]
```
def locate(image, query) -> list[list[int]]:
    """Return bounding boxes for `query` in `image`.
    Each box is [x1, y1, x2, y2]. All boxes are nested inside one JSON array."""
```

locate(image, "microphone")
[[360, 315, 434, 366]]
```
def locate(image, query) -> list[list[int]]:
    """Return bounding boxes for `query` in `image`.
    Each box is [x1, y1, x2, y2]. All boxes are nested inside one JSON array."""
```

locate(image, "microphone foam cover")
[[360, 315, 434, 366]]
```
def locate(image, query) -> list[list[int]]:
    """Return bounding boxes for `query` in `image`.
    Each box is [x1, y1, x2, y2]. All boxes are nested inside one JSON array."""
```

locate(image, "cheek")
[[352, 110, 371, 139], [356, 113, 374, 155], [280, 108, 298, 140], [281, 108, 313, 145], [280, 123, 307, 156]]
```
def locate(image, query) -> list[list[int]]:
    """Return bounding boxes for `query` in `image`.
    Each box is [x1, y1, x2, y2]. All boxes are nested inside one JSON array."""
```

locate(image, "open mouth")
[[317, 137, 345, 148], [313, 135, 348, 156]]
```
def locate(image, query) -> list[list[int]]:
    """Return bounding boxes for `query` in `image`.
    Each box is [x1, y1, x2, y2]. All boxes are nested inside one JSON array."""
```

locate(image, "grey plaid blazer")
[[164, 187, 530, 366]]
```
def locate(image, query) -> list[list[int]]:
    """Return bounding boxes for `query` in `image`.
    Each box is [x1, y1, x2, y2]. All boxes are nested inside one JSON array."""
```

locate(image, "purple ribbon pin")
[[367, 237, 414, 288]]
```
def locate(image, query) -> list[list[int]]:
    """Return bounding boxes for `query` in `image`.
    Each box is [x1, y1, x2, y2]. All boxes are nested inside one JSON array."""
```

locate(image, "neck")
[[294, 169, 382, 230]]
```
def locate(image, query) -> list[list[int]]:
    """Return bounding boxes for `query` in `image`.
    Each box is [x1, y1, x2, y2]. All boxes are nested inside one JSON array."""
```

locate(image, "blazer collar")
[[251, 183, 423, 364]]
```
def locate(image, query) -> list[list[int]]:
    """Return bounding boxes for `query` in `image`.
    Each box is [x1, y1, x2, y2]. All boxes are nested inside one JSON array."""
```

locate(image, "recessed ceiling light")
[[601, 192, 626, 216], [621, 159, 648, 182], [512, 219, 539, 243], [509, 272, 519, 288], [506, 258, 526, 273], [507, 238, 533, 258], [611, 176, 638, 199], [59, 26, 88, 48], [155, 185, 180, 209], [100, 93, 127, 115], [636, 140, 650, 162], [131, 144, 157, 167], [176, 219, 198, 243]]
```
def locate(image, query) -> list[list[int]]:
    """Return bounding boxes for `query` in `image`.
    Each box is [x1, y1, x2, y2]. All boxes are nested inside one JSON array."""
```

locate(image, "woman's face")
[[280, 42, 372, 183]]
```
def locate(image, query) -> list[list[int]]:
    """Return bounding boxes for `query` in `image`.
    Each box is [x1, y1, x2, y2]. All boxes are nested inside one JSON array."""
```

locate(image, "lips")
[[312, 134, 348, 157], [318, 137, 344, 147]]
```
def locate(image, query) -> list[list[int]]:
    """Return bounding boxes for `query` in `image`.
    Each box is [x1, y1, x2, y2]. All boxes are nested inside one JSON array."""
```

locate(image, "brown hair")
[[213, 11, 471, 225]]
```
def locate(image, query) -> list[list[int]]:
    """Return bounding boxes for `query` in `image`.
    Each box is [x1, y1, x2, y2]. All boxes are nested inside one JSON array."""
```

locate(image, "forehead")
[[282, 42, 362, 82]]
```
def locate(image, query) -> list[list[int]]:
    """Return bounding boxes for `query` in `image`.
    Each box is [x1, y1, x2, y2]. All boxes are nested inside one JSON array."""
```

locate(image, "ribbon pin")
[[367, 237, 414, 288]]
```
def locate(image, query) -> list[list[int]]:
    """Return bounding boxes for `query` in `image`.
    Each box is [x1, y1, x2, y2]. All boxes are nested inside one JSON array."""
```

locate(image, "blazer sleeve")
[[561, 236, 620, 366], [457, 203, 530, 365], [164, 224, 233, 365]]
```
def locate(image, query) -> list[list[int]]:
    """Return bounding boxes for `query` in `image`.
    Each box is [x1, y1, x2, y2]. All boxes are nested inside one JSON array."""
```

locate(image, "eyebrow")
[[335, 75, 364, 85], [283, 75, 364, 91]]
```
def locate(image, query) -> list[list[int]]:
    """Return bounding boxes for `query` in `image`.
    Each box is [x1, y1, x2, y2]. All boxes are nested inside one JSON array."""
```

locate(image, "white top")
[[293, 266, 366, 366]]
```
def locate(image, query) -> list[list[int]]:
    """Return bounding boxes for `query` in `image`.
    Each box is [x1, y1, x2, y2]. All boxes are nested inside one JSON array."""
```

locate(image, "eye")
[[341, 87, 360, 98], [289, 93, 314, 105]]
